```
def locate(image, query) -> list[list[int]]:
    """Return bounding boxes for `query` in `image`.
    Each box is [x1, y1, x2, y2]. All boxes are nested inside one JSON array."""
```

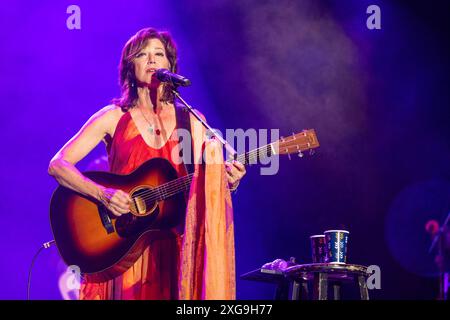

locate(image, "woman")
[[48, 27, 245, 299]]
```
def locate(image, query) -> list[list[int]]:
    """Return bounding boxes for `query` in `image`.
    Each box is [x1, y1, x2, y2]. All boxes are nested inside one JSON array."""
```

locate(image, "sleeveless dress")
[[79, 108, 236, 300], [79, 111, 186, 300]]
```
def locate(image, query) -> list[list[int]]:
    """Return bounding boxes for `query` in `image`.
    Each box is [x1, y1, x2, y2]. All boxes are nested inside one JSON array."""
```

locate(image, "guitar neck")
[[234, 143, 276, 165]]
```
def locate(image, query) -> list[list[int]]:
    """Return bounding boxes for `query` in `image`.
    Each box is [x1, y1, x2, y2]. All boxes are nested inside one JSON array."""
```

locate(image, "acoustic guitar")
[[50, 129, 319, 282]]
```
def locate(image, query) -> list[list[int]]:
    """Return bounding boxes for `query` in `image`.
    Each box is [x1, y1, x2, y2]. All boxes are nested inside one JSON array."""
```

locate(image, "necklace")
[[138, 107, 161, 135]]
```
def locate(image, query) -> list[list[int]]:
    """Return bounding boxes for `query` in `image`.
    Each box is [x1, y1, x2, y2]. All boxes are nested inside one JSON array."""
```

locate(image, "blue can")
[[324, 230, 349, 264], [310, 235, 326, 263]]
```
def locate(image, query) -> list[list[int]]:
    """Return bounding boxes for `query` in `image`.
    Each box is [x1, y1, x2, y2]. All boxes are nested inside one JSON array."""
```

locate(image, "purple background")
[[0, 0, 449, 299]]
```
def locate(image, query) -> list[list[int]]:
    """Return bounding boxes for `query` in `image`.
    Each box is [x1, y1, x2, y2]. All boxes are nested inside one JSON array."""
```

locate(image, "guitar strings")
[[131, 142, 310, 204], [126, 139, 312, 213], [134, 142, 310, 204], [131, 140, 311, 204], [133, 144, 273, 203], [131, 144, 271, 203], [132, 174, 193, 203]]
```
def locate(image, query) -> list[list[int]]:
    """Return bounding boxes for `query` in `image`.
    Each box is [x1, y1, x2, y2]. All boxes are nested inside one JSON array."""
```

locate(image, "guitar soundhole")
[[129, 187, 157, 217], [115, 186, 160, 238]]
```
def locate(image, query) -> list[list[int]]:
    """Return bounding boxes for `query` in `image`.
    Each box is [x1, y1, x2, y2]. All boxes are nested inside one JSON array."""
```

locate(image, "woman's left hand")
[[225, 160, 246, 191]]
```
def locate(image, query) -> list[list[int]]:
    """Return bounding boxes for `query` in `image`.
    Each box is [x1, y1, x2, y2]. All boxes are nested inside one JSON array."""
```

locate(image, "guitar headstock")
[[274, 129, 320, 157]]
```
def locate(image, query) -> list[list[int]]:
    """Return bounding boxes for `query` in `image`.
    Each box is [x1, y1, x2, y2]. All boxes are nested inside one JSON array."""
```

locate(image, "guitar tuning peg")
[[298, 150, 304, 158], [287, 152, 291, 160], [309, 149, 315, 156]]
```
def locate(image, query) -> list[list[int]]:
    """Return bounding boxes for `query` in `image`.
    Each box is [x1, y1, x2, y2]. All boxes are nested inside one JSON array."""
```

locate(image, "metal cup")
[[310, 235, 326, 263], [324, 230, 349, 264]]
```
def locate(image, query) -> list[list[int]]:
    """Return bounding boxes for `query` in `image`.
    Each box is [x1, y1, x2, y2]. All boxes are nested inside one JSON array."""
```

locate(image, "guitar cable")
[[27, 240, 55, 300]]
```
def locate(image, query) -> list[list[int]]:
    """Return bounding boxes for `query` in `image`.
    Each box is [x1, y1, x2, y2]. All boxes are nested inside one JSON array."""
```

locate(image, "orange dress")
[[80, 109, 236, 300], [79, 111, 186, 300]]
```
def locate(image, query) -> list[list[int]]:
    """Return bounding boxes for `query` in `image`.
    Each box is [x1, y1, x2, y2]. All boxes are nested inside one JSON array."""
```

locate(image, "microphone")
[[156, 68, 191, 87]]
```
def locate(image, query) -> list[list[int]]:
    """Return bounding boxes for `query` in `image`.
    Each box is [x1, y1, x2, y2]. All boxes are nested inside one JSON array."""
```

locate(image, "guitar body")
[[49, 128, 320, 283], [49, 158, 186, 282]]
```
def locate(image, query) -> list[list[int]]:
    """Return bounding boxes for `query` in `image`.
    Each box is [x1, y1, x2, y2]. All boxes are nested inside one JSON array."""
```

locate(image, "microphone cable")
[[27, 240, 55, 300]]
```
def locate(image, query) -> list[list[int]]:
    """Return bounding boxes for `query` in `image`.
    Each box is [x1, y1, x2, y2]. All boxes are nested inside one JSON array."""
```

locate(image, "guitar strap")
[[174, 101, 195, 176]]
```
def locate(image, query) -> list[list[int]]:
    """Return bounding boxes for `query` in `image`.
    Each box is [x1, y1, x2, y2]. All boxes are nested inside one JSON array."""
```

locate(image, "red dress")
[[79, 111, 186, 300]]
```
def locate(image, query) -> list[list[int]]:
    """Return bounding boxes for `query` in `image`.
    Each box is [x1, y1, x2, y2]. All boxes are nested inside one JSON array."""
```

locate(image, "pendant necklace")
[[139, 107, 161, 135]]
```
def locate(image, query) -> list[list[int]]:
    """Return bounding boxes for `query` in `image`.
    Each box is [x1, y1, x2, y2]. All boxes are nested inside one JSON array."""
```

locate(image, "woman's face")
[[133, 38, 170, 86]]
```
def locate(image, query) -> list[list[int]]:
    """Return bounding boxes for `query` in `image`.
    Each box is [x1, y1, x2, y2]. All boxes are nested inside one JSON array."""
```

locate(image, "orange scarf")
[[178, 135, 236, 299]]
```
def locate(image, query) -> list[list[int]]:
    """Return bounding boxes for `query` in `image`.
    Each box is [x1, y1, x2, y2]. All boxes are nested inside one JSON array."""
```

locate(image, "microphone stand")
[[429, 211, 450, 300], [172, 89, 237, 159]]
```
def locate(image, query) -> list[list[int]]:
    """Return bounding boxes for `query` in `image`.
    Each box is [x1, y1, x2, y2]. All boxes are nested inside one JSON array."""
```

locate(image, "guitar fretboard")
[[235, 143, 275, 165]]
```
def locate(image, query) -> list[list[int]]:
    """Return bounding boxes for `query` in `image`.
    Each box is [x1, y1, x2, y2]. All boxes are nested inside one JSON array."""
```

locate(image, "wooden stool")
[[284, 263, 370, 300]]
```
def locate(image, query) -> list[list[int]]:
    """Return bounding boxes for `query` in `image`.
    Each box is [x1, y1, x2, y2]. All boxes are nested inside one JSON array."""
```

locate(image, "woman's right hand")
[[99, 187, 132, 217]]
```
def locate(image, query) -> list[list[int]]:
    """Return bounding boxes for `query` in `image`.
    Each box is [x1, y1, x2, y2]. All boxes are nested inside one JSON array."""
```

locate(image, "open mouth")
[[146, 68, 157, 73]]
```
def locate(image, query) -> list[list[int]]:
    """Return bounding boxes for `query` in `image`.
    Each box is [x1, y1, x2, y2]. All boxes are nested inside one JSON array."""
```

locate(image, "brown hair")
[[112, 28, 178, 111]]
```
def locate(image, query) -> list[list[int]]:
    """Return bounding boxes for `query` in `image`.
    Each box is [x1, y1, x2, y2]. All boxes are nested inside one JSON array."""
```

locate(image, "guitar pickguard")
[[114, 206, 160, 238]]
